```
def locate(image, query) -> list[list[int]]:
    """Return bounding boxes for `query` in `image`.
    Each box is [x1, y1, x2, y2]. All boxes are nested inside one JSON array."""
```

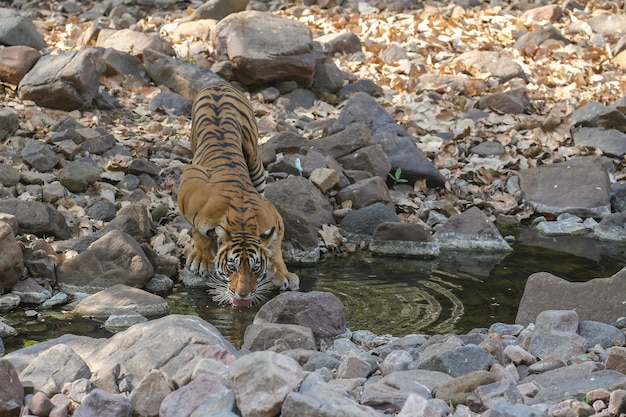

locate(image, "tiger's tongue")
[[232, 298, 252, 307]]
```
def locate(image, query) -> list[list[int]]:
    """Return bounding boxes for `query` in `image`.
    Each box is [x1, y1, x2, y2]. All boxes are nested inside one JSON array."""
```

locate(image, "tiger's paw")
[[273, 272, 300, 291], [185, 250, 214, 277]]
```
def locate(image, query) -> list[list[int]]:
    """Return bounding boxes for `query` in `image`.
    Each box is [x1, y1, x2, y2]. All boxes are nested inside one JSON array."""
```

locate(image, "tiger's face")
[[208, 225, 276, 307]]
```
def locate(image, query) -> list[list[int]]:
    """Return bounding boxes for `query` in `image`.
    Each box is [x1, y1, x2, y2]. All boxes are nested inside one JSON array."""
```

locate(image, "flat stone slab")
[[73, 284, 169, 317]]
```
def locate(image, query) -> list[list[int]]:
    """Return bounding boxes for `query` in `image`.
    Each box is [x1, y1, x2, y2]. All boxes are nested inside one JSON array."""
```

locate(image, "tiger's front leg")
[[269, 245, 300, 291], [187, 227, 217, 277]]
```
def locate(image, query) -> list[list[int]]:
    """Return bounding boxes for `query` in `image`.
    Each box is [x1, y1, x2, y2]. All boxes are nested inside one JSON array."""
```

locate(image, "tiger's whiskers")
[[207, 274, 275, 306]]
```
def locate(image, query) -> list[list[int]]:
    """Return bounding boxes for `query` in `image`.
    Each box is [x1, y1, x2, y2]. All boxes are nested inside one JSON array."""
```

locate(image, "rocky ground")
[[0, 0, 625, 415]]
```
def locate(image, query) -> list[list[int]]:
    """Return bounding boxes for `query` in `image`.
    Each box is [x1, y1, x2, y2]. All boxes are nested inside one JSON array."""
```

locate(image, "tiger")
[[177, 81, 300, 307]]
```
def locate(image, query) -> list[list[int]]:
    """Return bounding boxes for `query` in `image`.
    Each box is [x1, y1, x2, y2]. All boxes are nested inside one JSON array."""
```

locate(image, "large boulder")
[[212, 10, 316, 86], [18, 47, 106, 110], [516, 267, 626, 325], [0, 8, 46, 50], [0, 222, 23, 293], [0, 199, 70, 239]]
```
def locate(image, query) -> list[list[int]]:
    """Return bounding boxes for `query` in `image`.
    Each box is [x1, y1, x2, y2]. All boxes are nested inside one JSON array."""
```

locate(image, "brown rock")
[[0, 359, 23, 417], [335, 176, 393, 210], [0, 222, 23, 293], [99, 29, 175, 58], [0, 45, 40, 85]]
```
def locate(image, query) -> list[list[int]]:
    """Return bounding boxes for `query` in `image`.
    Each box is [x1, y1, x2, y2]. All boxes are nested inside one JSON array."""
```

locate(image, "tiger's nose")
[[235, 291, 250, 299]]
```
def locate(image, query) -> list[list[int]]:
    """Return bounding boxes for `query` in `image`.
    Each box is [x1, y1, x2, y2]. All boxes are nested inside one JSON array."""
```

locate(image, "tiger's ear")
[[215, 225, 230, 246], [259, 226, 277, 248]]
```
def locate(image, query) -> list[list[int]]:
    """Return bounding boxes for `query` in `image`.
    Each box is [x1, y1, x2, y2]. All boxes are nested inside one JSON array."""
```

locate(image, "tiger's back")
[[178, 82, 299, 306]]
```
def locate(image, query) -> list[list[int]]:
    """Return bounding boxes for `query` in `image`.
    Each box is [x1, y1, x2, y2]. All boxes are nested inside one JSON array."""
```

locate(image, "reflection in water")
[[3, 229, 626, 352]]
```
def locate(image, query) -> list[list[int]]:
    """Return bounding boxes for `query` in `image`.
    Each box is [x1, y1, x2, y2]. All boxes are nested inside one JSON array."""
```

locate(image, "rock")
[[56, 230, 154, 294], [230, 351, 303, 417], [578, 320, 625, 349], [85, 201, 118, 222], [21, 140, 59, 172], [10, 277, 51, 305], [41, 292, 70, 309], [519, 155, 611, 218], [243, 323, 317, 352], [268, 150, 327, 177], [182, 0, 248, 21], [0, 199, 70, 240], [521, 4, 563, 22], [331, 92, 444, 187], [337, 356, 372, 379], [594, 212, 626, 241], [73, 388, 133, 417], [316, 32, 362, 55], [337, 144, 391, 179], [503, 345, 535, 366], [469, 141, 505, 156], [0, 359, 23, 417], [477, 88, 530, 114], [340, 202, 399, 236], [336, 176, 393, 210], [311, 55, 347, 95], [19, 344, 91, 396], [85, 315, 237, 393], [606, 346, 626, 374], [475, 380, 524, 410], [0, 45, 41, 85], [307, 123, 371, 160], [103, 310, 149, 331], [516, 268, 626, 325], [515, 24, 568, 52], [418, 344, 496, 377], [571, 101, 626, 131], [160, 374, 234, 417], [0, 109, 19, 141], [0, 222, 23, 292], [279, 88, 317, 111], [59, 160, 101, 193], [369, 222, 439, 257], [451, 51, 528, 83], [360, 380, 409, 413], [609, 390, 626, 416], [147, 91, 192, 116], [398, 393, 441, 417], [528, 310, 587, 361], [18, 47, 106, 111], [434, 370, 497, 406], [379, 350, 414, 376], [212, 11, 316, 85], [521, 361, 626, 403], [0, 8, 46, 50], [587, 14, 626, 38], [309, 167, 340, 193], [254, 291, 346, 339], [282, 382, 381, 416], [381, 369, 452, 396], [337, 78, 383, 100], [142, 48, 223, 102], [434, 206, 512, 251], [102, 48, 149, 81], [99, 29, 175, 58], [74, 285, 168, 317], [572, 127, 626, 158], [0, 294, 21, 313], [261, 131, 308, 165], [128, 369, 175, 417], [482, 401, 547, 417]]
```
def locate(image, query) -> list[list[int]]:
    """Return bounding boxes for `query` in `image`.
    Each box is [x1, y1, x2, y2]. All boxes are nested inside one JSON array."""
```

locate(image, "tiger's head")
[[208, 225, 277, 307]]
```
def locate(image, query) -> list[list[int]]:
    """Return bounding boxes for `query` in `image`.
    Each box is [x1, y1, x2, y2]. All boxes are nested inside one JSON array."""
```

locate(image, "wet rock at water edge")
[[434, 206, 512, 251], [74, 285, 169, 317]]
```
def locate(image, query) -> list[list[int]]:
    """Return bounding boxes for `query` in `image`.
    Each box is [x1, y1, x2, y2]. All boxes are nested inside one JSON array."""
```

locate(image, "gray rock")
[[254, 291, 346, 339], [0, 359, 23, 417], [282, 382, 381, 417], [379, 350, 415, 376], [381, 369, 452, 397], [475, 380, 524, 409], [398, 394, 441, 417], [434, 370, 497, 406], [528, 310, 587, 361], [361, 380, 410, 414], [370, 222, 439, 257], [182, 0, 248, 21], [578, 320, 625, 349], [331, 93, 444, 187], [336, 176, 393, 210], [243, 323, 317, 352], [0, 8, 47, 50], [73, 389, 133, 417], [594, 212, 626, 241], [160, 374, 235, 417], [20, 344, 91, 396], [102, 48, 149, 81], [268, 150, 327, 177], [521, 361, 626, 403], [0, 109, 19, 141], [606, 346, 626, 374], [418, 345, 496, 378], [514, 24, 568, 51], [608, 390, 626, 417], [0, 200, 70, 239], [337, 78, 383, 100], [59, 160, 101, 193], [587, 14, 626, 38], [0, 293, 21, 312], [230, 351, 303, 417], [337, 144, 391, 179], [142, 48, 222, 102], [469, 141, 505, 157], [10, 277, 51, 305], [261, 131, 308, 165], [0, 222, 23, 293], [572, 127, 626, 158], [572, 101, 626, 131], [477, 88, 530, 114], [18, 47, 106, 111], [307, 123, 371, 159], [212, 11, 316, 86], [21, 140, 59, 172], [279, 88, 317, 111], [128, 369, 175, 417], [316, 32, 362, 55], [85, 201, 118, 222], [147, 91, 191, 116], [311, 55, 348, 95], [520, 155, 611, 218], [41, 292, 70, 309], [56, 230, 154, 294], [99, 29, 175, 58], [481, 401, 547, 417], [103, 310, 149, 331], [516, 268, 626, 325], [434, 206, 511, 251], [74, 285, 168, 317], [451, 51, 528, 83], [340, 202, 400, 235]]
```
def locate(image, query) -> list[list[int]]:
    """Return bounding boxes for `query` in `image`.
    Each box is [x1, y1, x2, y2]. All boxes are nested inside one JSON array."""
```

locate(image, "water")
[[3, 229, 625, 352]]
